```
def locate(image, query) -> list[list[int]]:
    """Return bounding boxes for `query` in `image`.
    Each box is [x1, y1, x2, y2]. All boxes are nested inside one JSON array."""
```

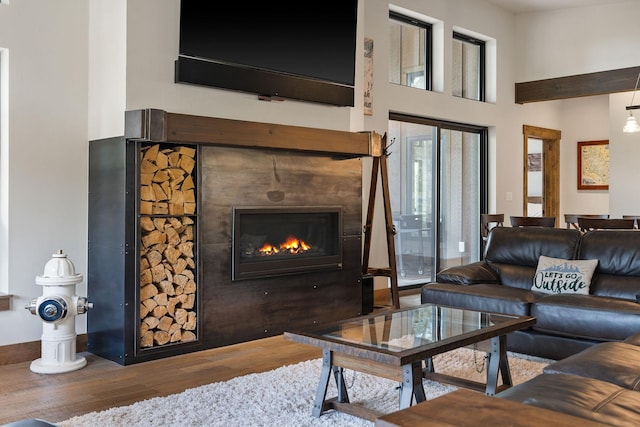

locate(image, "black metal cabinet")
[[87, 137, 202, 365]]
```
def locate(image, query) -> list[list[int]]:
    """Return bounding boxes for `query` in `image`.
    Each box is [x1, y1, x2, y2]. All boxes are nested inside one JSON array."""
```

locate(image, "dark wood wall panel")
[[200, 238, 362, 348], [200, 146, 363, 243], [197, 145, 364, 348]]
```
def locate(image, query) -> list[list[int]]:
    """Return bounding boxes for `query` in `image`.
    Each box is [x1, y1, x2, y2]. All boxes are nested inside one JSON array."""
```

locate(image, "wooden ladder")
[[362, 134, 400, 309]]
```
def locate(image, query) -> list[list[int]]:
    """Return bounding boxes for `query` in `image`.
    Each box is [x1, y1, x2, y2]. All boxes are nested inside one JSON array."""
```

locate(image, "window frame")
[[452, 31, 486, 102], [389, 11, 433, 91], [388, 112, 489, 286]]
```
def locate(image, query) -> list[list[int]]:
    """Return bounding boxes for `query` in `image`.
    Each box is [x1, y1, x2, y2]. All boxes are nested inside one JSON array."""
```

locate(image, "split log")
[[140, 159, 158, 174], [154, 330, 170, 346], [182, 331, 196, 342], [140, 186, 155, 202], [155, 151, 168, 170], [157, 315, 173, 331], [140, 173, 154, 186], [140, 284, 158, 301], [141, 330, 154, 348], [154, 292, 168, 307], [142, 298, 158, 312], [140, 303, 150, 319], [170, 330, 182, 343], [140, 201, 153, 215], [184, 203, 196, 215], [140, 216, 155, 232], [146, 250, 163, 267], [142, 144, 159, 161]]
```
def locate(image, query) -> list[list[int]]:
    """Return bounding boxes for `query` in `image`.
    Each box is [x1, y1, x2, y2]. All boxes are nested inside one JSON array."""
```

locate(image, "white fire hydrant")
[[25, 250, 93, 374]]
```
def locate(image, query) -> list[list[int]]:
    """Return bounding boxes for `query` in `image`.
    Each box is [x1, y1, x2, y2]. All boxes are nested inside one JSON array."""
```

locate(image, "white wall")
[[558, 95, 611, 217], [0, 0, 638, 346], [0, 0, 89, 345], [610, 91, 640, 217], [514, 1, 640, 81], [88, 0, 126, 141], [512, 1, 640, 223]]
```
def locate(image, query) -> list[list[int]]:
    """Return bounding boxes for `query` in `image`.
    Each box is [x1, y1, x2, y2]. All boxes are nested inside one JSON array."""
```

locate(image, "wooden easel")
[[362, 134, 400, 309]]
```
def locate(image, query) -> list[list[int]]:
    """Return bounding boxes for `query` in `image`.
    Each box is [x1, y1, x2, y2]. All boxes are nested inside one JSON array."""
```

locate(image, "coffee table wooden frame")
[[284, 305, 535, 421]]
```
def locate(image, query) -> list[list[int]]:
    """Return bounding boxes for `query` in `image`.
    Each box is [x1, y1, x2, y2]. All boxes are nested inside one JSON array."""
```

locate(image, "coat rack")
[[362, 134, 400, 309]]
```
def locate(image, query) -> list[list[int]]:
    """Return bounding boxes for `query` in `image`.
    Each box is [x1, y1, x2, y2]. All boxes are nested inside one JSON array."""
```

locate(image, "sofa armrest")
[[435, 261, 499, 285]]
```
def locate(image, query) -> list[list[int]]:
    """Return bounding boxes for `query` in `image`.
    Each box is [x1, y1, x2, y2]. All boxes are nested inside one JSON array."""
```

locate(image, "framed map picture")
[[578, 140, 609, 190]]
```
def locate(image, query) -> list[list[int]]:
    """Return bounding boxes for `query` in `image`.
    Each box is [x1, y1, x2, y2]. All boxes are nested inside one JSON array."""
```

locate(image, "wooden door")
[[523, 125, 561, 223]]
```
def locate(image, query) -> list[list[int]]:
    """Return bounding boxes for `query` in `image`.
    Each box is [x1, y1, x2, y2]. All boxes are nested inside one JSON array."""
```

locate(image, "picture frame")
[[577, 140, 609, 190]]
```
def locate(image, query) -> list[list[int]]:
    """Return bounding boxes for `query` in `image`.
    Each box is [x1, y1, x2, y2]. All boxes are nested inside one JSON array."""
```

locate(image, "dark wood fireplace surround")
[[87, 109, 382, 365]]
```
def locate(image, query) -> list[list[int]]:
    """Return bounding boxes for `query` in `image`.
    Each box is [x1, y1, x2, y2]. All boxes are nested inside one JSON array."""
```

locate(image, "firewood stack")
[[139, 144, 197, 348]]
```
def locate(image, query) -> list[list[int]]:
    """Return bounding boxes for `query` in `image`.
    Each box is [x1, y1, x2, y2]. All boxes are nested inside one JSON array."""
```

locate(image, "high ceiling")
[[486, 0, 631, 13]]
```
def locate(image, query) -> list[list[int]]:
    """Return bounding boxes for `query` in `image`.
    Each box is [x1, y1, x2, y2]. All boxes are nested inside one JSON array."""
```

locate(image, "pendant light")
[[623, 72, 640, 133]]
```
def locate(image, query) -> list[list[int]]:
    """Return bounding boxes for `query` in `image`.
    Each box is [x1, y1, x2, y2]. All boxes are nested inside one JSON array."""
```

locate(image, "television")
[[175, 2, 358, 107]]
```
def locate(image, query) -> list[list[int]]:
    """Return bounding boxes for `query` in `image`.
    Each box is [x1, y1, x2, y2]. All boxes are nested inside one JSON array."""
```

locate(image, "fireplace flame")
[[258, 243, 279, 255], [281, 235, 311, 253], [259, 235, 311, 255]]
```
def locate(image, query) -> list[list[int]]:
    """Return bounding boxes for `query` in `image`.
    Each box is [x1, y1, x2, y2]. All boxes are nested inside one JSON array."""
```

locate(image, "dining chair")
[[564, 214, 609, 230], [622, 215, 640, 229], [481, 214, 504, 245], [510, 216, 556, 227], [578, 217, 636, 232]]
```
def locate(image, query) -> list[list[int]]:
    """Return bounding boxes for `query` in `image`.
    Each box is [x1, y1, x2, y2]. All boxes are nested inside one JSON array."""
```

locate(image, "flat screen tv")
[[175, 2, 358, 107]]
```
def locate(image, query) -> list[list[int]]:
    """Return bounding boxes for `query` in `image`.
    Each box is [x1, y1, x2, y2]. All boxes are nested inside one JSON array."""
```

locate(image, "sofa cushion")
[[435, 261, 499, 285], [531, 294, 640, 341], [532, 256, 598, 295], [581, 230, 640, 300], [421, 283, 540, 316], [544, 342, 640, 390], [485, 227, 582, 290], [498, 373, 640, 425]]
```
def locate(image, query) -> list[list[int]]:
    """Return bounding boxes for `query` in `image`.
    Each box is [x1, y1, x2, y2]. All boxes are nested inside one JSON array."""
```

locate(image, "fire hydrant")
[[25, 250, 93, 374]]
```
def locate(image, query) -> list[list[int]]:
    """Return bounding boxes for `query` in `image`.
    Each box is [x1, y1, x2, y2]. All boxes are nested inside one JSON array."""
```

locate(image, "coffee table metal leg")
[[485, 335, 510, 395], [312, 349, 333, 417], [499, 337, 513, 387], [333, 366, 350, 403], [399, 362, 426, 409]]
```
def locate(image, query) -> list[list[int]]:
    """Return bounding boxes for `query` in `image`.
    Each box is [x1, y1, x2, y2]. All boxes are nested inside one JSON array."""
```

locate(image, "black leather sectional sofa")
[[497, 333, 640, 425], [421, 226, 640, 360]]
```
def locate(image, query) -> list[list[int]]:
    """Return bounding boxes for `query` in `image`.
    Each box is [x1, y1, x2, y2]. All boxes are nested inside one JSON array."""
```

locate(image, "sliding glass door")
[[439, 127, 483, 271], [388, 114, 487, 288]]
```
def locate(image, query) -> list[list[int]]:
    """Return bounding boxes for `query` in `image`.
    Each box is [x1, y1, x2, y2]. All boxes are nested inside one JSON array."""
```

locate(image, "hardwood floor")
[[0, 290, 421, 425]]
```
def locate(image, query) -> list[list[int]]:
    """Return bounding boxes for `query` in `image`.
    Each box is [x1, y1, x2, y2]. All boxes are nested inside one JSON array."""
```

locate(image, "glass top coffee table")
[[284, 303, 536, 421]]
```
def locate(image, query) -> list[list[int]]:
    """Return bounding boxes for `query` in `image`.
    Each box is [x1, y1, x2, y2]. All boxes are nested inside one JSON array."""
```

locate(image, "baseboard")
[[0, 334, 87, 366]]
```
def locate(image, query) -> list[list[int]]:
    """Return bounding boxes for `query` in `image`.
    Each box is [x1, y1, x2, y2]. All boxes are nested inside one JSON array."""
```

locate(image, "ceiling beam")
[[515, 66, 640, 104]]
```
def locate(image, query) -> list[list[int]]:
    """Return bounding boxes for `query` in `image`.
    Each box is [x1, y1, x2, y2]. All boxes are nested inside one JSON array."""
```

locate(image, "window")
[[388, 114, 488, 288], [452, 32, 485, 101], [389, 11, 432, 90]]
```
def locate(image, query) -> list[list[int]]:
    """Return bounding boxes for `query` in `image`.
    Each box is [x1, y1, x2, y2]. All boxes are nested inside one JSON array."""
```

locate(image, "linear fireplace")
[[88, 109, 378, 364], [232, 207, 343, 280]]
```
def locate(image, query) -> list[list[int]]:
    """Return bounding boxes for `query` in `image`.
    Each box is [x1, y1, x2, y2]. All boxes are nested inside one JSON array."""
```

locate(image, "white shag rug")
[[59, 348, 551, 427]]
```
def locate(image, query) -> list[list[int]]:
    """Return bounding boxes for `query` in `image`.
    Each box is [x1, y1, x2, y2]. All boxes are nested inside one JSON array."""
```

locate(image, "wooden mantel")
[[125, 109, 383, 158]]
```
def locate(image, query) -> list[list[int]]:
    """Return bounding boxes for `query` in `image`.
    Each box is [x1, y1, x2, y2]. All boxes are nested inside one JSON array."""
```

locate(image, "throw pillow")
[[532, 255, 598, 295]]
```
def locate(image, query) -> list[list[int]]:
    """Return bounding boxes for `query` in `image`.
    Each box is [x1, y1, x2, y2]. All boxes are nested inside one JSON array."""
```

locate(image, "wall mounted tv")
[[175, 2, 358, 107]]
